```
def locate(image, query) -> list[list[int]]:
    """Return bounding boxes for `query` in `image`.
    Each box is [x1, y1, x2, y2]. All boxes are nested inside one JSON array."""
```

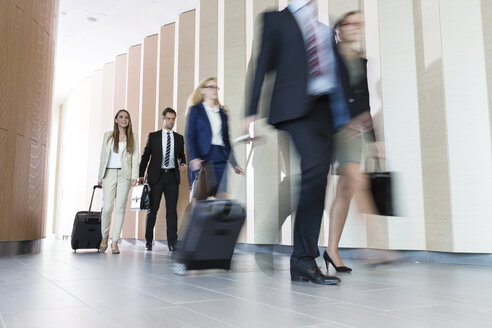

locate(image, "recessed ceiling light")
[[87, 17, 97, 22]]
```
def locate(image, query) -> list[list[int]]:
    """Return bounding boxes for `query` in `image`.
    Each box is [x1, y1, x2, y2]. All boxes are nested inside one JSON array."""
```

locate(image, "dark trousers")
[[277, 96, 334, 265], [145, 169, 179, 245]]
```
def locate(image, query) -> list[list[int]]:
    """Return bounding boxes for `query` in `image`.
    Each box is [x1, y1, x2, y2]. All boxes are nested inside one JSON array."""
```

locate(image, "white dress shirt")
[[161, 129, 175, 169], [203, 102, 225, 146], [106, 140, 126, 169], [288, 0, 338, 95]]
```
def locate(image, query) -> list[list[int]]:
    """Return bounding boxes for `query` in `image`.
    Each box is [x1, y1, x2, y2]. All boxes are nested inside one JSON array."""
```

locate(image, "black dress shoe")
[[146, 243, 152, 251], [323, 252, 352, 273], [290, 261, 341, 285], [168, 242, 175, 251]]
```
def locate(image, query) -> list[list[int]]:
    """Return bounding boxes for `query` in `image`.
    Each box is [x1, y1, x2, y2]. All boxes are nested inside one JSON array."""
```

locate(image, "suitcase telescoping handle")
[[89, 184, 102, 212]]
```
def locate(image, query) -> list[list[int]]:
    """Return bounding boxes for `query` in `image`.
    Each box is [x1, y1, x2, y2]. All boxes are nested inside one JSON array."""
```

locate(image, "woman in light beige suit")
[[98, 109, 139, 254]]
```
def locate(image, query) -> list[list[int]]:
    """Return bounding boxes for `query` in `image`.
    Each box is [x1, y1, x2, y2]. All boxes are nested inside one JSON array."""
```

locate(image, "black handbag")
[[131, 184, 150, 211], [140, 184, 150, 210], [367, 158, 396, 216]]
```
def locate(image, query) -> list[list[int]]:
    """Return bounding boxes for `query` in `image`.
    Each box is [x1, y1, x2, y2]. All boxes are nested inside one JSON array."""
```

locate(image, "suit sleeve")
[[98, 133, 109, 182], [223, 114, 238, 168], [131, 135, 140, 180], [247, 12, 276, 118], [139, 133, 152, 178], [185, 107, 199, 161], [178, 135, 186, 165]]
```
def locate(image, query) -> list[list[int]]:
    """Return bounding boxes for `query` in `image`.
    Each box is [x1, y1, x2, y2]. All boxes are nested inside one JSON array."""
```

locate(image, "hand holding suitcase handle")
[[89, 184, 102, 212]]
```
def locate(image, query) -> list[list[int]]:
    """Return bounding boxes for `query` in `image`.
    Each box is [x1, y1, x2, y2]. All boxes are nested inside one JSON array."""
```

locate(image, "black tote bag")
[[367, 170, 395, 216]]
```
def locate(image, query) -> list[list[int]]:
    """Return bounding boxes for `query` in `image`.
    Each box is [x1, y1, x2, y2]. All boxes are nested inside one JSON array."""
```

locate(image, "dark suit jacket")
[[338, 57, 371, 119], [139, 130, 186, 185], [185, 103, 237, 167], [247, 8, 348, 127]]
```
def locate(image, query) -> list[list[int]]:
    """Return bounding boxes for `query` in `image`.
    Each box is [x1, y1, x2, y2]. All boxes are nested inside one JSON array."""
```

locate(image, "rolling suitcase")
[[71, 185, 103, 252], [172, 200, 246, 274], [172, 135, 254, 275]]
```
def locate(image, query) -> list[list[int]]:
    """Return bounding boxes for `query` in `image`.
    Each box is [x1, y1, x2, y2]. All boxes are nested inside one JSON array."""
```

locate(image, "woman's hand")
[[190, 158, 203, 171], [234, 166, 244, 175], [179, 164, 187, 174], [131, 179, 137, 187], [98, 182, 102, 188]]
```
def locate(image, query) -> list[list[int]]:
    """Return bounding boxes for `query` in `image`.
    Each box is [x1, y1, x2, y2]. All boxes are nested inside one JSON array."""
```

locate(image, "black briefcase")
[[367, 170, 396, 217], [71, 185, 103, 252], [172, 200, 246, 274]]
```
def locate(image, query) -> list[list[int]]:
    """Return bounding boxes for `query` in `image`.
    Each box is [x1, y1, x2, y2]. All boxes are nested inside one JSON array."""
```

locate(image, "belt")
[[161, 168, 175, 173], [108, 168, 121, 170]]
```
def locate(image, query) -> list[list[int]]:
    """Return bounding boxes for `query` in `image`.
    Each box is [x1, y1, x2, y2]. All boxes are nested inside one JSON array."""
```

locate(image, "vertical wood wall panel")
[[137, 35, 159, 240], [1, 0, 58, 241], [224, 0, 247, 242], [121, 44, 142, 239], [378, 0, 425, 250], [199, 0, 219, 80], [440, 0, 492, 252], [113, 54, 128, 113], [413, 0, 453, 251], [154, 24, 177, 241], [174, 10, 196, 240]]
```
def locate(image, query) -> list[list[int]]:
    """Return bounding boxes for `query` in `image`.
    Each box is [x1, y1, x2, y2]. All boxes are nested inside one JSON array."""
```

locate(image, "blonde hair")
[[188, 77, 224, 108], [107, 109, 135, 154]]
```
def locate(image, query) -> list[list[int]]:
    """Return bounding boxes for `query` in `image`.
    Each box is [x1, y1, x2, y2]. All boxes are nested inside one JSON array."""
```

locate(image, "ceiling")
[[54, 0, 199, 105]]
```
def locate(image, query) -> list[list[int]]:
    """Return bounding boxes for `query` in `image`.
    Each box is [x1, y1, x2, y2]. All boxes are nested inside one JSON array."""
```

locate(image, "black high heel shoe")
[[323, 252, 352, 273]]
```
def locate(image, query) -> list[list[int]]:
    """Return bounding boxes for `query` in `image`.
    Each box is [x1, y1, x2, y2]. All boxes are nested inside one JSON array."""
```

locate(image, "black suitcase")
[[172, 200, 246, 274], [71, 185, 103, 252]]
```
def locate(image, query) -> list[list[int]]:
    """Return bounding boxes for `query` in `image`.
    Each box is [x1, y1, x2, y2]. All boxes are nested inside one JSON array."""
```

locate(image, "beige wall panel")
[[27, 140, 46, 238], [11, 134, 30, 240], [101, 62, 115, 130], [14, 7, 31, 138], [328, 0, 358, 22], [121, 45, 141, 239], [224, 0, 247, 242], [113, 53, 128, 113], [154, 24, 177, 241], [0, 1, 14, 132], [32, 0, 54, 35], [138, 34, 159, 240], [482, 0, 492, 155], [174, 10, 196, 240], [1, 0, 57, 242], [157, 24, 175, 113], [0, 130, 13, 240], [413, 0, 453, 251], [377, 0, 426, 250], [440, 0, 492, 252], [199, 0, 219, 80], [177, 10, 196, 131], [31, 27, 51, 145]]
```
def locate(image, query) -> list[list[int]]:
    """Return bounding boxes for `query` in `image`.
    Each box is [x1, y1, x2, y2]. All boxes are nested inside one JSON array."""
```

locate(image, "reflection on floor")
[[1, 239, 491, 328]]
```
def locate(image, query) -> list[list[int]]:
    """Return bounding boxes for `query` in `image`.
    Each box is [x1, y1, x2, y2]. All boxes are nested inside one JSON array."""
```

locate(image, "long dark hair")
[[107, 109, 135, 154]]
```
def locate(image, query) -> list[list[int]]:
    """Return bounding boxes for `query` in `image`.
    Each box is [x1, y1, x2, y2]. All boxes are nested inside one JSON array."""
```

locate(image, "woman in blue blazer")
[[185, 77, 243, 200]]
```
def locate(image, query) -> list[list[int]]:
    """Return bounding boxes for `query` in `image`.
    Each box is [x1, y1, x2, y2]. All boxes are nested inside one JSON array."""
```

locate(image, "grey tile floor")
[[1, 239, 492, 328]]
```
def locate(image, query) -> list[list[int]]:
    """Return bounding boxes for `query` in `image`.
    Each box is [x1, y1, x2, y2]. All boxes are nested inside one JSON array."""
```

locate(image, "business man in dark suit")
[[139, 107, 187, 251], [245, 0, 351, 285]]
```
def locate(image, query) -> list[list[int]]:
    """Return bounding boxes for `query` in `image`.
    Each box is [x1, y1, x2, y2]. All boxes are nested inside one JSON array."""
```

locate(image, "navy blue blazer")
[[185, 103, 237, 167]]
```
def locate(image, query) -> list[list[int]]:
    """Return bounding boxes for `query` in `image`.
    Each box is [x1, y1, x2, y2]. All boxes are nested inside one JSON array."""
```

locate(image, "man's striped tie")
[[164, 132, 171, 167], [306, 22, 322, 77]]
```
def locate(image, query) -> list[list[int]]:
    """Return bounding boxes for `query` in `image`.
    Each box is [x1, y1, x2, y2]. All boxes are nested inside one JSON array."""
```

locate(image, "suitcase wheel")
[[172, 262, 187, 275], [73, 249, 76, 253]]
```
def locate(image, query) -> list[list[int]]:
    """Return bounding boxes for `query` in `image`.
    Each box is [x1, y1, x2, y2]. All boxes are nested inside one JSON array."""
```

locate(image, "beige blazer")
[[98, 131, 140, 182]]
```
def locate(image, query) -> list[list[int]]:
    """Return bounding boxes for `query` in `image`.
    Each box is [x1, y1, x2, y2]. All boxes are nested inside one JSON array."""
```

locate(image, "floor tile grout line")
[[0, 312, 6, 328], [11, 257, 126, 327], [162, 279, 337, 325], [174, 304, 239, 328]]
